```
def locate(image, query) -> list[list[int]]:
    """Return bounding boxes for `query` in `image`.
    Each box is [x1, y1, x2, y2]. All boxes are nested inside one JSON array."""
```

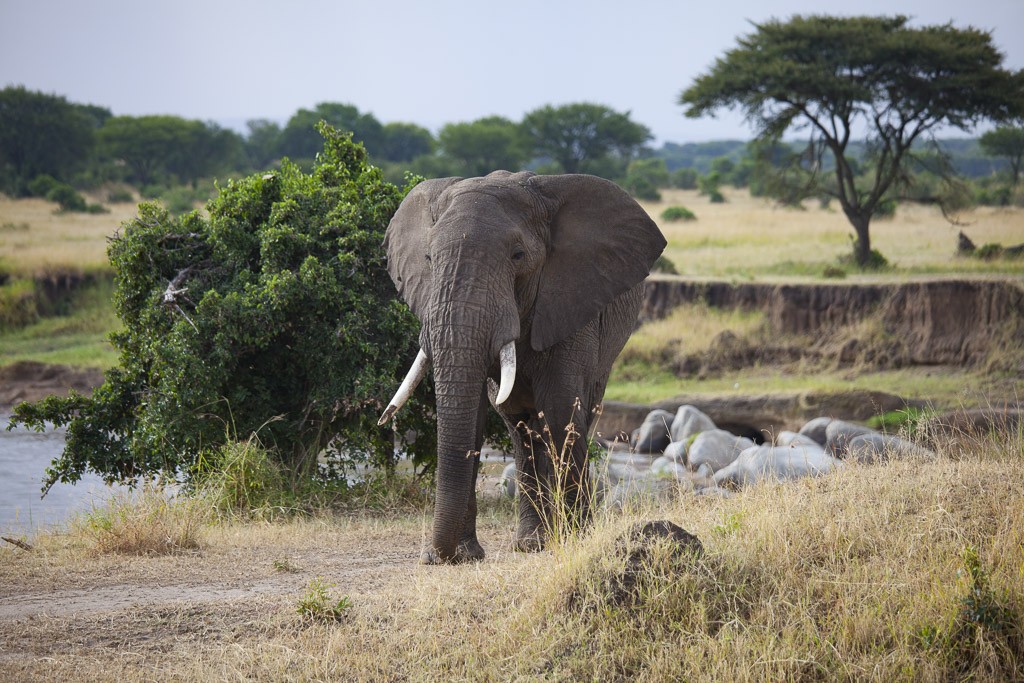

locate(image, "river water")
[[1, 416, 129, 534]]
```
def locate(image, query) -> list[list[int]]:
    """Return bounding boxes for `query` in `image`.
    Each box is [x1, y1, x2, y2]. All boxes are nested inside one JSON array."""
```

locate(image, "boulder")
[[798, 417, 833, 446], [825, 420, 879, 457], [632, 409, 675, 453], [714, 443, 842, 487], [847, 433, 936, 464], [687, 429, 755, 472], [670, 404, 716, 443], [650, 456, 690, 480], [499, 462, 517, 498], [662, 440, 688, 463], [776, 430, 822, 448]]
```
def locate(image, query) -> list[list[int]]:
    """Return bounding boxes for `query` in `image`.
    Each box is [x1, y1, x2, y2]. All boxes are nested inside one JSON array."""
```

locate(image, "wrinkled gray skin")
[[384, 171, 666, 564]]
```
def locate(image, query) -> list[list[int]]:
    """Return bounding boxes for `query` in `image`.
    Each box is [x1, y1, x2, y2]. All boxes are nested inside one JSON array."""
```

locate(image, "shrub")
[[660, 206, 696, 222], [27, 174, 61, 198], [651, 255, 679, 274], [45, 183, 88, 212], [822, 265, 847, 279], [296, 577, 351, 622], [708, 189, 726, 203], [9, 123, 438, 490], [872, 197, 897, 219], [672, 168, 698, 189], [976, 243, 1004, 260], [107, 188, 135, 203]]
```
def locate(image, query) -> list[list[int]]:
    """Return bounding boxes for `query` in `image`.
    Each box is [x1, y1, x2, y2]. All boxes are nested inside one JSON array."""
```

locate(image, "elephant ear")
[[383, 177, 462, 320], [528, 174, 666, 352]]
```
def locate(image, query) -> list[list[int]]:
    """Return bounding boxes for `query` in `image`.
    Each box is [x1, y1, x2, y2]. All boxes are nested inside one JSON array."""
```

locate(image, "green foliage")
[[651, 255, 678, 275], [0, 86, 105, 195], [622, 158, 669, 200], [379, 122, 435, 163], [680, 15, 1024, 267], [296, 577, 351, 622], [278, 102, 384, 161], [976, 243, 1005, 260], [660, 206, 696, 222], [195, 435, 290, 516], [838, 245, 890, 271], [8, 124, 436, 490], [866, 406, 928, 432], [97, 115, 245, 187], [979, 123, 1024, 185], [438, 116, 530, 176], [821, 265, 847, 279], [45, 182, 88, 212], [697, 171, 722, 200], [671, 167, 699, 189], [27, 174, 61, 197], [520, 103, 652, 175]]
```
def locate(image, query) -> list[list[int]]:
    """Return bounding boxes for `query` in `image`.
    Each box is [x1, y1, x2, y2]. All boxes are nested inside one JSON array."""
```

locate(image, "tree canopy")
[[438, 116, 530, 176], [520, 103, 651, 174], [278, 103, 385, 161], [680, 15, 1024, 265], [980, 123, 1024, 185], [0, 86, 106, 194], [10, 125, 436, 488]]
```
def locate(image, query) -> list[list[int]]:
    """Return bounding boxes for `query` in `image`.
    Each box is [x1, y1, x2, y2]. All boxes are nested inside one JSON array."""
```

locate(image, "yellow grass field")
[[639, 188, 1024, 279], [0, 196, 139, 276]]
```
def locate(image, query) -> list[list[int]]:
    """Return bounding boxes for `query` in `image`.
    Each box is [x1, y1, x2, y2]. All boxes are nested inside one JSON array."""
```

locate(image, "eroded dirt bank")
[[642, 277, 1024, 365]]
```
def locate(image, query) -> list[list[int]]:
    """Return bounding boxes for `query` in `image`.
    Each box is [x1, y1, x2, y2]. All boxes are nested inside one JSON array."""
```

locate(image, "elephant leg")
[[455, 385, 489, 562], [493, 406, 547, 552]]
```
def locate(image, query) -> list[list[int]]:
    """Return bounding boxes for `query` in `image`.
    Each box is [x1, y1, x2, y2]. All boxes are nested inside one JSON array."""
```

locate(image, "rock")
[[662, 440, 687, 463], [632, 409, 675, 453], [713, 443, 842, 487], [687, 429, 754, 472], [798, 417, 833, 445], [847, 433, 936, 464], [499, 462, 517, 498], [825, 420, 879, 457], [602, 477, 677, 510], [650, 456, 690, 481], [670, 405, 716, 443], [776, 430, 822, 448]]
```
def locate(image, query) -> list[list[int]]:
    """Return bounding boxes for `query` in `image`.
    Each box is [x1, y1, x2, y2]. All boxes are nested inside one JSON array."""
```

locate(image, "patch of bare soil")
[[0, 514, 513, 679], [0, 361, 104, 409]]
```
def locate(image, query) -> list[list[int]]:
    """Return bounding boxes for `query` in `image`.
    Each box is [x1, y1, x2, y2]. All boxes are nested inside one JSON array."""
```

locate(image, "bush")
[[9, 124, 438, 490], [651, 255, 679, 274], [822, 265, 847, 279], [660, 206, 696, 222], [107, 188, 135, 203], [672, 168, 698, 189], [708, 189, 726, 203], [976, 243, 1004, 260], [872, 197, 897, 219], [27, 174, 61, 198], [46, 183, 88, 212]]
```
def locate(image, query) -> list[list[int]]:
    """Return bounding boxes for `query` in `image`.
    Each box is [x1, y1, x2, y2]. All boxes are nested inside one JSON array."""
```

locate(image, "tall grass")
[[75, 486, 208, 555]]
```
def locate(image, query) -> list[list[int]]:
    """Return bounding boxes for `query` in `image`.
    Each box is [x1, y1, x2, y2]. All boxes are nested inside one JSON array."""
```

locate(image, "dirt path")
[[0, 515, 515, 677]]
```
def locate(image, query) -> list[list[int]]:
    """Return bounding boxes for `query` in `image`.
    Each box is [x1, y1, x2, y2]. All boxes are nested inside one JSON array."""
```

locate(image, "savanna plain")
[[2, 188, 1023, 681]]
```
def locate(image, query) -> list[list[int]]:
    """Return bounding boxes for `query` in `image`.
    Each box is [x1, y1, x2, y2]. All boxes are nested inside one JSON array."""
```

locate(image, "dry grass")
[[3, 426, 1020, 681], [0, 195, 138, 277], [73, 486, 209, 555], [640, 188, 1024, 280]]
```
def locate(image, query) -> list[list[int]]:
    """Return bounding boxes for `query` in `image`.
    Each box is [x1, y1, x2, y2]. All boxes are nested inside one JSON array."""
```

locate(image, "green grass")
[[606, 362, 982, 406], [0, 278, 120, 369]]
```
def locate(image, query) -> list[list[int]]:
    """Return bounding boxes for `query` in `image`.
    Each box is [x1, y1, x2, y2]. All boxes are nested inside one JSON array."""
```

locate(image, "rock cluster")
[[498, 405, 937, 506]]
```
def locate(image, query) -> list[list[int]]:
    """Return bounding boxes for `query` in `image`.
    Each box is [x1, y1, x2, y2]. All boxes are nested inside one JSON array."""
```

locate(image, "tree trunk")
[[852, 215, 872, 267]]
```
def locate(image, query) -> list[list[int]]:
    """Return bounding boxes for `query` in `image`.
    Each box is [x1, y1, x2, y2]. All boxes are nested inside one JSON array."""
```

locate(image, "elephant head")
[[380, 171, 665, 562]]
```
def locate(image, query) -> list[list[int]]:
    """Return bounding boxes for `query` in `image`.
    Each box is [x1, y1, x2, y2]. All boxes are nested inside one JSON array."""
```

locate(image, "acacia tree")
[[680, 15, 1024, 266], [521, 103, 651, 175], [980, 123, 1024, 185]]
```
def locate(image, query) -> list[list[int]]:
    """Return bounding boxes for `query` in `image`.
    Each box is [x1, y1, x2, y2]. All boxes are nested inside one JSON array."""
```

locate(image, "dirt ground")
[[0, 511, 517, 679], [0, 361, 105, 410]]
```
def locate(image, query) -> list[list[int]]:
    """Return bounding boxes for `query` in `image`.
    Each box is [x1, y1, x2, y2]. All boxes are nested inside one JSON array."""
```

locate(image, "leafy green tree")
[[980, 123, 1024, 185], [520, 103, 652, 175], [10, 125, 436, 489], [0, 86, 105, 194], [622, 158, 669, 200], [245, 118, 283, 169], [380, 122, 435, 163], [97, 115, 242, 187], [680, 15, 1024, 266], [671, 167, 699, 189], [437, 116, 529, 176], [278, 103, 384, 161]]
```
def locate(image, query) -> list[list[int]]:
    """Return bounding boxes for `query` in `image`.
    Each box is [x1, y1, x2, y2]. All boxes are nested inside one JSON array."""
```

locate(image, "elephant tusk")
[[495, 341, 516, 405], [378, 349, 430, 425]]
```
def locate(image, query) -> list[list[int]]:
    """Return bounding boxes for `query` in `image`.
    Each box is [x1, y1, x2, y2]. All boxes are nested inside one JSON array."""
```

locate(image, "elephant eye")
[[511, 249, 525, 261]]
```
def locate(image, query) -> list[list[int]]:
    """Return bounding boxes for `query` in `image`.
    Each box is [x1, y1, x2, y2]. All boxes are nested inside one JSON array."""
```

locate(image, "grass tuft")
[[75, 486, 207, 555]]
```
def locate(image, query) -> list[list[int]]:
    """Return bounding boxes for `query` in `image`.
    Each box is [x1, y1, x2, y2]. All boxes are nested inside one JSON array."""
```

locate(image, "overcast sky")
[[2, 0, 1022, 144]]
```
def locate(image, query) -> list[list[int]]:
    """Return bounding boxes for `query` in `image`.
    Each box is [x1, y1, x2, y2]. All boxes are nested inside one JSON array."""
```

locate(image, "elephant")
[[378, 170, 666, 564]]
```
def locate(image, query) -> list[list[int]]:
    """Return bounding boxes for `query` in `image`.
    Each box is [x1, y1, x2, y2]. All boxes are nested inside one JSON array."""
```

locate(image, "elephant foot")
[[419, 540, 486, 565], [514, 529, 546, 553]]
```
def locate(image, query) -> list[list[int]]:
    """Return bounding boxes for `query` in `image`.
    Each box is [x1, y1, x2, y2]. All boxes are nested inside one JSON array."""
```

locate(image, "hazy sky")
[[2, 0, 1022, 144]]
